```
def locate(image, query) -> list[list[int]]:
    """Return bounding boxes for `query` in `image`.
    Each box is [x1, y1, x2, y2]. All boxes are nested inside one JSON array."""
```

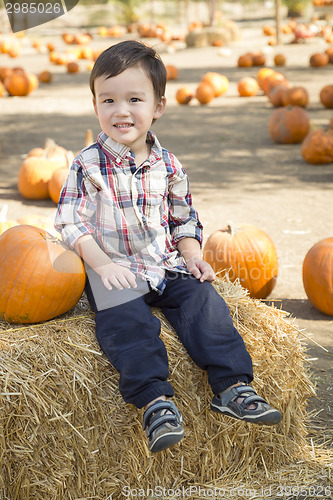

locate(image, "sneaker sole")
[[150, 429, 185, 453], [210, 403, 282, 426]]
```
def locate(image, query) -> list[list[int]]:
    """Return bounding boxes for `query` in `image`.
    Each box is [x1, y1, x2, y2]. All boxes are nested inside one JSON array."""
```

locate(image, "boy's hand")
[[97, 263, 137, 290], [186, 259, 216, 283]]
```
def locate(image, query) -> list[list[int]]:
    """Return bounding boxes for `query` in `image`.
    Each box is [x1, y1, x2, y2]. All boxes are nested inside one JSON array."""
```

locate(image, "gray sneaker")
[[142, 400, 185, 453], [211, 384, 282, 425]]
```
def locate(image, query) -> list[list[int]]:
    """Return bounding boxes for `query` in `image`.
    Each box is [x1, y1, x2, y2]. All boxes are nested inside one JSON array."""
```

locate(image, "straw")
[[0, 278, 331, 499]]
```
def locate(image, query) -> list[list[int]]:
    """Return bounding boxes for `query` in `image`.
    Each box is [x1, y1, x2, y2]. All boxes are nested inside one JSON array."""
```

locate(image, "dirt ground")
[[0, 15, 332, 453]]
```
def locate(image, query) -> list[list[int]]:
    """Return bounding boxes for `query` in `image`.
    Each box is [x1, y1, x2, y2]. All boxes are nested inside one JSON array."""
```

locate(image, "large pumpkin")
[[0, 225, 85, 323], [303, 237, 333, 316], [268, 106, 310, 144], [202, 223, 278, 299]]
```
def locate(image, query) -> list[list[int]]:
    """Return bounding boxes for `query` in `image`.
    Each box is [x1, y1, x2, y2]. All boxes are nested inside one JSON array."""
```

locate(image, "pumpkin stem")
[[223, 222, 235, 236], [43, 138, 58, 159]]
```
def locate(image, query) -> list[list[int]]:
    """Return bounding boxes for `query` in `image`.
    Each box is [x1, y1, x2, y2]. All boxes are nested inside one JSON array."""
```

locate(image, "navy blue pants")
[[86, 271, 253, 409]]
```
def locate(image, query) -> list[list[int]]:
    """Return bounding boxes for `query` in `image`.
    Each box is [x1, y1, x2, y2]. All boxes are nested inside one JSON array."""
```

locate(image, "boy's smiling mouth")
[[114, 123, 134, 128]]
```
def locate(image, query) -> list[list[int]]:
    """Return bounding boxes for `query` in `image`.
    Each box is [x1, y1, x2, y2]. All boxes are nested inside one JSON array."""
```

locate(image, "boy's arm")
[[75, 234, 137, 290], [177, 237, 215, 283]]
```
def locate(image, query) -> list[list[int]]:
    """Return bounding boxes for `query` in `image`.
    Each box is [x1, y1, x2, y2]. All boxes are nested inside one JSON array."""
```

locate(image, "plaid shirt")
[[55, 131, 203, 292]]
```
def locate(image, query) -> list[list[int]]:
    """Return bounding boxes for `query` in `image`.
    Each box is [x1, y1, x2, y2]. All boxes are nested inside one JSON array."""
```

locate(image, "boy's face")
[[93, 65, 166, 156]]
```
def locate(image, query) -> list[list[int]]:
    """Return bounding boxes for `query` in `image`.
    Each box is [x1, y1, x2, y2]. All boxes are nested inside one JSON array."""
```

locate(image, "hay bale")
[[0, 278, 331, 499], [185, 25, 241, 48]]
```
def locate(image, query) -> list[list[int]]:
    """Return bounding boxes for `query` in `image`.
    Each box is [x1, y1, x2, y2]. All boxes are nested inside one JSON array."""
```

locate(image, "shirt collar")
[[97, 131, 162, 165]]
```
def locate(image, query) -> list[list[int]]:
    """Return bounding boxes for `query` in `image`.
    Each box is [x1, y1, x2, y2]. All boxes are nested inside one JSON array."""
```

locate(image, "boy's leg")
[[152, 272, 253, 394], [152, 272, 281, 425], [93, 293, 185, 452], [93, 294, 174, 409]]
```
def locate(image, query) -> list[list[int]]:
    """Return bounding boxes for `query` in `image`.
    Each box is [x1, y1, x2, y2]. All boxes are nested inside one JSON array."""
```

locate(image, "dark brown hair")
[[89, 40, 166, 101]]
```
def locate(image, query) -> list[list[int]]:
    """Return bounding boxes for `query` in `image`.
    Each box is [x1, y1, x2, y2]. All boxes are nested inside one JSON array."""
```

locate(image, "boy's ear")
[[92, 97, 99, 118], [153, 96, 166, 120]]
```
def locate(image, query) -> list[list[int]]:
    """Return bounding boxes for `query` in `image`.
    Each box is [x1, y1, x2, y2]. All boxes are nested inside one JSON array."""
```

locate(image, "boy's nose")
[[114, 102, 130, 116]]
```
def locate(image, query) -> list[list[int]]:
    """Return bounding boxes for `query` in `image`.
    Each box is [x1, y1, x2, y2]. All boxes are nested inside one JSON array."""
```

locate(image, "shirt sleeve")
[[167, 154, 203, 247], [54, 155, 99, 249]]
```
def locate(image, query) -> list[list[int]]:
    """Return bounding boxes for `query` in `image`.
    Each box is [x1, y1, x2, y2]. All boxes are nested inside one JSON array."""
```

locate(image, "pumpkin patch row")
[[175, 71, 229, 105]]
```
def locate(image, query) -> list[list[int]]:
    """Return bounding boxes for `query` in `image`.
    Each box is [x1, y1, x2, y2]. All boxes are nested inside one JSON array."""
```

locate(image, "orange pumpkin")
[[18, 140, 71, 200], [268, 82, 291, 107], [0, 225, 85, 323], [195, 82, 215, 104], [309, 53, 329, 67], [166, 65, 178, 80], [237, 53, 253, 67], [281, 86, 309, 108], [319, 85, 333, 109], [268, 106, 310, 144], [202, 223, 278, 299], [252, 52, 266, 66], [48, 167, 69, 204], [301, 128, 333, 164], [274, 53, 286, 66], [200, 72, 229, 97], [262, 71, 287, 96], [237, 77, 259, 97], [175, 86, 193, 105], [4, 71, 33, 96], [303, 237, 333, 316], [67, 61, 80, 73], [257, 67, 276, 90], [39, 70, 53, 83]]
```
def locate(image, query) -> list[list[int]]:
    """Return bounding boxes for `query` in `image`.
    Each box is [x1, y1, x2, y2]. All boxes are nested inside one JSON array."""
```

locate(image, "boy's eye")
[[104, 98, 114, 103], [130, 97, 141, 102]]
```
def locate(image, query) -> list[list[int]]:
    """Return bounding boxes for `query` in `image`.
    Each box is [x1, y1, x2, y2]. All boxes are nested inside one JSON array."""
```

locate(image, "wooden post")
[[275, 0, 282, 45]]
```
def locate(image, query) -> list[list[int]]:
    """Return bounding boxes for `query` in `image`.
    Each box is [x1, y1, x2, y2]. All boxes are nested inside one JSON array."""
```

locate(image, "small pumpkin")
[[202, 223, 278, 299], [303, 237, 333, 316], [175, 86, 193, 105], [18, 139, 72, 200], [195, 82, 215, 104], [39, 70, 53, 83], [274, 53, 286, 66], [281, 86, 309, 108], [237, 77, 259, 97], [0, 225, 85, 324], [200, 72, 229, 97], [268, 106, 310, 144], [67, 61, 80, 73], [257, 67, 276, 90], [4, 71, 35, 96], [309, 53, 329, 67], [252, 52, 266, 66], [319, 85, 333, 109], [48, 167, 69, 204], [237, 53, 253, 67], [301, 127, 333, 164], [262, 71, 287, 95], [268, 82, 291, 107], [166, 65, 178, 80]]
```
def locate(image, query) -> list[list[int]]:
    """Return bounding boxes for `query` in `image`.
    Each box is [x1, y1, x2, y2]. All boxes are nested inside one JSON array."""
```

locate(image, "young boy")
[[55, 40, 282, 454]]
